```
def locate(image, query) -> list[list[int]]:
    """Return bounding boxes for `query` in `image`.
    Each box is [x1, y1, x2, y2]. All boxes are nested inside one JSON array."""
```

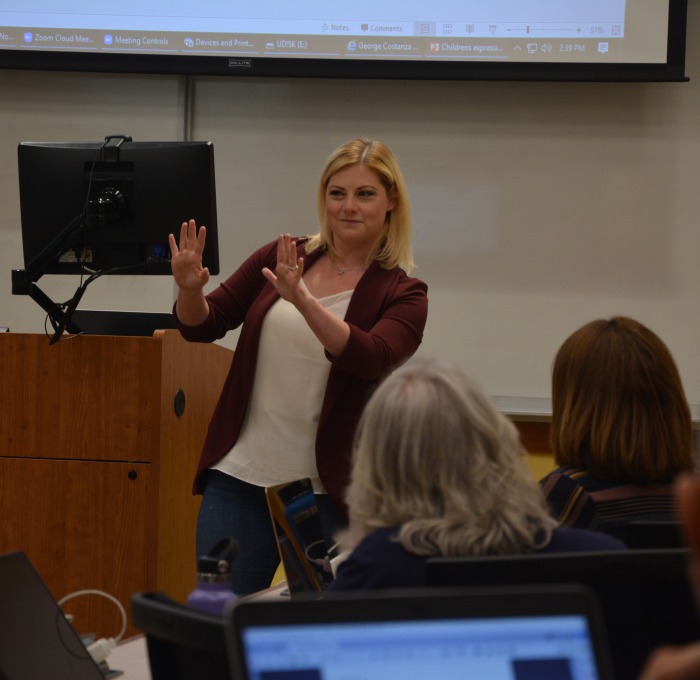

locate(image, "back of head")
[[308, 138, 414, 272], [342, 358, 556, 557], [551, 316, 693, 483]]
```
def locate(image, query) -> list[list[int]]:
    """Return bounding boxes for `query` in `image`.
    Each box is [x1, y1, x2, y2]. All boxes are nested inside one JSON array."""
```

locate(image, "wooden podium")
[[0, 330, 233, 638]]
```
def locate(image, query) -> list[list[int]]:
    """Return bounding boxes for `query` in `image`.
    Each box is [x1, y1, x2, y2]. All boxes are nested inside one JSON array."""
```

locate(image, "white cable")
[[57, 588, 128, 642], [86, 637, 117, 664]]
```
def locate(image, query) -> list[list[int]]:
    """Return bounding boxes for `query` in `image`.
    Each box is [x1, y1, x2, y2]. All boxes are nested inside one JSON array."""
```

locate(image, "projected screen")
[[0, 1, 688, 81]]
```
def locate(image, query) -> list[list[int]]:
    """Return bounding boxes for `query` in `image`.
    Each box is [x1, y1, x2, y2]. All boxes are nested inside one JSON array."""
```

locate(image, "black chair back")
[[131, 592, 229, 680], [603, 520, 684, 549], [425, 548, 698, 680]]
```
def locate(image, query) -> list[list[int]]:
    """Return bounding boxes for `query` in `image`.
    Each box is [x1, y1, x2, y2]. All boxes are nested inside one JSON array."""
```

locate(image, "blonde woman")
[[171, 138, 428, 594]]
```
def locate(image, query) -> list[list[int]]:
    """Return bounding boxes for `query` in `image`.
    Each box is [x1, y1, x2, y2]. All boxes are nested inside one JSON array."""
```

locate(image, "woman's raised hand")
[[169, 219, 210, 291], [262, 233, 304, 301]]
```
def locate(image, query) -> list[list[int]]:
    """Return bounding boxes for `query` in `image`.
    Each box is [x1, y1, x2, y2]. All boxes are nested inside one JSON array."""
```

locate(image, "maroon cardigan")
[[175, 238, 429, 511]]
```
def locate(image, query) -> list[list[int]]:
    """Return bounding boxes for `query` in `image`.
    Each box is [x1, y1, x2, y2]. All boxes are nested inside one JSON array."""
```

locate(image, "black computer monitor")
[[16, 136, 219, 277], [12, 136, 219, 340]]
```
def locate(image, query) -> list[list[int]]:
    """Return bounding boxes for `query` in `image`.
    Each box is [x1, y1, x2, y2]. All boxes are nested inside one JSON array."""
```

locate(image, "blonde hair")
[[305, 138, 414, 273], [338, 358, 557, 557]]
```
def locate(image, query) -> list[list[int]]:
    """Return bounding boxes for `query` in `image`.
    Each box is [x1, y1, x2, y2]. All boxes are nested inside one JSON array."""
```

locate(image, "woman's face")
[[324, 163, 396, 251]]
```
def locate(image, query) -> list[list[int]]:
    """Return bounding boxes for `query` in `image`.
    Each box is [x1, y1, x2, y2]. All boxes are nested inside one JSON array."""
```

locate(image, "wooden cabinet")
[[0, 330, 232, 638]]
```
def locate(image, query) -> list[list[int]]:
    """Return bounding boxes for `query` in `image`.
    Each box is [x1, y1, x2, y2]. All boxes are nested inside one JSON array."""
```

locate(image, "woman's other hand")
[[170, 219, 210, 291]]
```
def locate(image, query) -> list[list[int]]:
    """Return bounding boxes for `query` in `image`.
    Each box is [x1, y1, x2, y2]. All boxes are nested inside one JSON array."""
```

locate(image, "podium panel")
[[0, 330, 233, 638]]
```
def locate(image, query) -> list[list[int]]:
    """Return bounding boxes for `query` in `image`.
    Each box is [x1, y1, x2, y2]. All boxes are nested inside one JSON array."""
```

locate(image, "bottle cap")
[[196, 536, 240, 577]]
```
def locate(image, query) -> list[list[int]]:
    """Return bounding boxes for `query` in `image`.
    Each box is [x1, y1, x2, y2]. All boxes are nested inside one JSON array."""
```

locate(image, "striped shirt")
[[540, 465, 677, 531]]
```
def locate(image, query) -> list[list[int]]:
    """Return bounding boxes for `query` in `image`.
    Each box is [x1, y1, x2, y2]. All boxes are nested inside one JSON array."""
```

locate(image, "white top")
[[212, 283, 353, 492]]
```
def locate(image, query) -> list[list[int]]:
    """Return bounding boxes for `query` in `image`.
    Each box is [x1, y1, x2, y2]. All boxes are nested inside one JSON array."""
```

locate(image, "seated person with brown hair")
[[541, 316, 695, 536], [329, 358, 624, 591]]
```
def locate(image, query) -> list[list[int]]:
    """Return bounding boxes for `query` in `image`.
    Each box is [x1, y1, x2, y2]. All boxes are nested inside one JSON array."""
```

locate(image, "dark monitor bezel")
[[0, 0, 689, 83]]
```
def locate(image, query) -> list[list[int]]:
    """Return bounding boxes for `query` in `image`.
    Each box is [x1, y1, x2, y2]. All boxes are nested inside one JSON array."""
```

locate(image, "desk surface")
[[108, 637, 150, 680]]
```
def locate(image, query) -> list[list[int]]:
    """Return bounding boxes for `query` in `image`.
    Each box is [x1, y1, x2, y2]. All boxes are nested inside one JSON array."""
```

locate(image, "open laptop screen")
[[226, 586, 615, 680], [265, 478, 334, 596]]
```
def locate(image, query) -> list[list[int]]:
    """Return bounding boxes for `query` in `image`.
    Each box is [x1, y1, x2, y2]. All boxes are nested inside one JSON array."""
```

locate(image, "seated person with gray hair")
[[329, 358, 624, 591]]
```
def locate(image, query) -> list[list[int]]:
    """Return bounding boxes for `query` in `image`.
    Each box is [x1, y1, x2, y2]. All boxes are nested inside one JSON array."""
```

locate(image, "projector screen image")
[[0, 0, 688, 81]]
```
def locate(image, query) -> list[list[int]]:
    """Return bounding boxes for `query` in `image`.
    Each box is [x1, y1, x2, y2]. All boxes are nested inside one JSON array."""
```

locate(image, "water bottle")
[[187, 537, 239, 616]]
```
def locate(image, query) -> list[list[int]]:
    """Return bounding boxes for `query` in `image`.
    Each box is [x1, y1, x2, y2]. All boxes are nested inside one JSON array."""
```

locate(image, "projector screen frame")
[[0, 0, 689, 83]]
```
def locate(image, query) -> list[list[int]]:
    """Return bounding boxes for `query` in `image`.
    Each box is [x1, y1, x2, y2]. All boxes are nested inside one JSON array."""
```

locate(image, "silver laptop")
[[225, 585, 616, 680]]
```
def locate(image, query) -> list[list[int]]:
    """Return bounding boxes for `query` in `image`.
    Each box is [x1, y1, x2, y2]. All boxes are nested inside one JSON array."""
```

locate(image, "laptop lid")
[[0, 551, 104, 680], [225, 585, 616, 680], [265, 479, 334, 597], [70, 310, 176, 336]]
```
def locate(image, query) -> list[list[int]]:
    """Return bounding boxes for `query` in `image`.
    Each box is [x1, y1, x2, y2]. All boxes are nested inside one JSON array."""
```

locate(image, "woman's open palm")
[[169, 219, 210, 290]]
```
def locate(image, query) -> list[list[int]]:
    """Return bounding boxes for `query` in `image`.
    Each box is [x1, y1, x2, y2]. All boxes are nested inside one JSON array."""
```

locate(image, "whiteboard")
[[188, 69, 700, 412]]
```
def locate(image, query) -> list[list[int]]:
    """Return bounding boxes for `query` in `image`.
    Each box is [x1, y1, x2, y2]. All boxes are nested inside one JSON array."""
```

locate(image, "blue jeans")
[[196, 470, 345, 595]]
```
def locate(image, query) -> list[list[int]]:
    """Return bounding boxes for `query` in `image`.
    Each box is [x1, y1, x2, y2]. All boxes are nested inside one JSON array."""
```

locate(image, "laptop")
[[0, 551, 106, 680], [265, 478, 335, 597], [225, 585, 616, 680], [70, 310, 177, 336]]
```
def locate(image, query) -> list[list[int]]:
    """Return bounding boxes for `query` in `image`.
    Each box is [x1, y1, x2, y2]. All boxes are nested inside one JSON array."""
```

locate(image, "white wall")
[[2, 2, 700, 412]]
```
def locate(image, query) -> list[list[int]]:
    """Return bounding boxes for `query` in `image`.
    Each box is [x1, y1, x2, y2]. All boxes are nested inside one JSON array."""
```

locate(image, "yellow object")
[[271, 561, 286, 586], [526, 452, 556, 481]]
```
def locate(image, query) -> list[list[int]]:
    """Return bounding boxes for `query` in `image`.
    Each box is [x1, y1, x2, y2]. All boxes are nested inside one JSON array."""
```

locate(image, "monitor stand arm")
[[12, 137, 131, 341], [11, 213, 87, 339], [11, 270, 83, 337]]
